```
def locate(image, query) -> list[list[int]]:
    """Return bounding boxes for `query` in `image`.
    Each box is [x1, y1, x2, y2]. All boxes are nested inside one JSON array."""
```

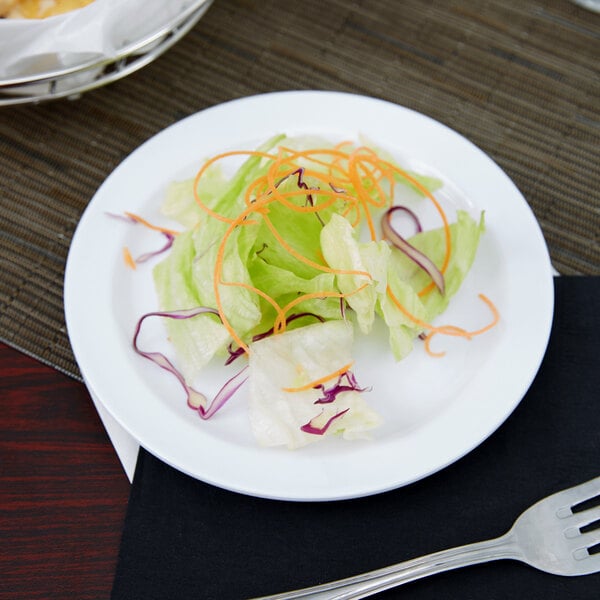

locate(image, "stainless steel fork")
[[257, 475, 600, 600]]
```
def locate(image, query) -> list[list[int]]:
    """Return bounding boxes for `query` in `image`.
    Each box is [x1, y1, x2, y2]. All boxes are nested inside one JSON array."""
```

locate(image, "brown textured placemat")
[[0, 0, 598, 379]]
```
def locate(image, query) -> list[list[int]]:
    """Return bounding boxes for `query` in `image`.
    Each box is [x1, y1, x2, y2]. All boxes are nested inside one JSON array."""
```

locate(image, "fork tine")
[[571, 550, 600, 575], [589, 553, 600, 569], [560, 476, 600, 508], [575, 505, 600, 528], [580, 528, 600, 550]]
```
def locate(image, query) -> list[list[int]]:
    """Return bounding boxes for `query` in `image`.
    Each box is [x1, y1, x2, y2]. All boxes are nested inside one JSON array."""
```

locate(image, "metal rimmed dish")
[[0, 0, 212, 106]]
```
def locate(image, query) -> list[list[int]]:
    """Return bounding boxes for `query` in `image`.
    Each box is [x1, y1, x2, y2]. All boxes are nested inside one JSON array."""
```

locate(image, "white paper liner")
[[0, 0, 209, 80]]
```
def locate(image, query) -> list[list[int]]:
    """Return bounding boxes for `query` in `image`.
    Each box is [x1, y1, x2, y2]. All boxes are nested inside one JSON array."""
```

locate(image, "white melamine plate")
[[64, 91, 554, 501]]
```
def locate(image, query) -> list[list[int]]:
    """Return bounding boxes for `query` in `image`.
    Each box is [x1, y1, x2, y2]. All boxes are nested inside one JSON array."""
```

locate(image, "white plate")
[[64, 91, 554, 501]]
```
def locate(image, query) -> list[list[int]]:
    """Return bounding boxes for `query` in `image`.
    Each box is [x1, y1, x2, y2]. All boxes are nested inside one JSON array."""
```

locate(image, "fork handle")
[[258, 532, 519, 600]]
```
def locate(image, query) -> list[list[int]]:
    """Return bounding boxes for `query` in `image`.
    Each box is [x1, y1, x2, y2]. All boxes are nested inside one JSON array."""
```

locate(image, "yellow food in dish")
[[0, 0, 95, 19]]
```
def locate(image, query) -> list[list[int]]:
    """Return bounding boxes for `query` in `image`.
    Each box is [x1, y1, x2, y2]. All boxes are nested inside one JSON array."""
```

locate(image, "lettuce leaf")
[[152, 135, 286, 373], [320, 213, 390, 334], [152, 230, 230, 380], [160, 165, 226, 229], [248, 320, 381, 448], [377, 210, 485, 359], [390, 210, 485, 319]]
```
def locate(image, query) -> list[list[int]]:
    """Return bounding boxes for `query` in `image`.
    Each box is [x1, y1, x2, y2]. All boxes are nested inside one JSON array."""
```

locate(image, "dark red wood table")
[[0, 342, 130, 600]]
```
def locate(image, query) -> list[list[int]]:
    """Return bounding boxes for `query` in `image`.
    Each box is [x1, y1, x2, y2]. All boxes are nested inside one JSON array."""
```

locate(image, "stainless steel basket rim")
[[0, 0, 211, 89]]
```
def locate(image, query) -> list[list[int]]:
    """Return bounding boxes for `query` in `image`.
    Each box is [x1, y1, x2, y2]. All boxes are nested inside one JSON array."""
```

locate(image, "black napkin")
[[112, 277, 600, 600]]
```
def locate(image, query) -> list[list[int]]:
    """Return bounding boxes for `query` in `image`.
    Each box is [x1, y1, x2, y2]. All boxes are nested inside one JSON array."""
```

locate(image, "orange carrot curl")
[[283, 362, 355, 392], [410, 292, 500, 357], [123, 247, 136, 270], [190, 141, 493, 357], [124, 212, 180, 237]]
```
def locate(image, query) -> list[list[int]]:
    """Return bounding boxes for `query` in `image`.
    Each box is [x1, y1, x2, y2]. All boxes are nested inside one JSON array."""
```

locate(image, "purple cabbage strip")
[[106, 211, 137, 224], [329, 183, 347, 194], [224, 345, 249, 366], [197, 365, 249, 420], [385, 205, 423, 234], [300, 368, 368, 434], [273, 166, 325, 225], [293, 167, 325, 226], [133, 307, 246, 419], [106, 211, 175, 263], [225, 312, 326, 365], [381, 206, 445, 295], [300, 408, 350, 435], [339, 297, 347, 320], [292, 167, 315, 206], [314, 370, 369, 404], [136, 232, 175, 263]]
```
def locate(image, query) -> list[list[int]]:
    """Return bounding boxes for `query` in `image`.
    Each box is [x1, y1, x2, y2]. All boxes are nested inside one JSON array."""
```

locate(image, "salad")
[[124, 135, 498, 449]]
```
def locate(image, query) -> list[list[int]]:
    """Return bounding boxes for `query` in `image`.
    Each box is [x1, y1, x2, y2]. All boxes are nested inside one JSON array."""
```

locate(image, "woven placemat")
[[0, 0, 598, 379]]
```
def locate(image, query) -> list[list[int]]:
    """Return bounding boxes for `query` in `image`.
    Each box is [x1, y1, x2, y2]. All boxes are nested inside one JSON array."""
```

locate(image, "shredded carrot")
[[123, 246, 136, 270], [212, 147, 384, 348], [387, 285, 499, 337], [283, 361, 354, 392], [423, 334, 446, 357], [350, 152, 391, 209], [273, 282, 370, 333], [470, 294, 500, 335], [261, 212, 373, 280], [124, 212, 179, 237], [279, 146, 354, 177], [388, 286, 462, 338], [212, 195, 371, 351], [386, 285, 500, 357], [212, 204, 266, 353], [219, 279, 287, 330], [193, 149, 277, 223], [358, 154, 452, 296], [245, 176, 347, 213], [190, 140, 496, 361]]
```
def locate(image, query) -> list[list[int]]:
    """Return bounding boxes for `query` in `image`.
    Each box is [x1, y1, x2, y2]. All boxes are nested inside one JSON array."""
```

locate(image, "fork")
[[256, 475, 600, 600]]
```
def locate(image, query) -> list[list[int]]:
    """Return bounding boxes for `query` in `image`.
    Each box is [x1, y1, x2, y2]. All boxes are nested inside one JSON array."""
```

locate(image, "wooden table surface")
[[0, 342, 130, 600]]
